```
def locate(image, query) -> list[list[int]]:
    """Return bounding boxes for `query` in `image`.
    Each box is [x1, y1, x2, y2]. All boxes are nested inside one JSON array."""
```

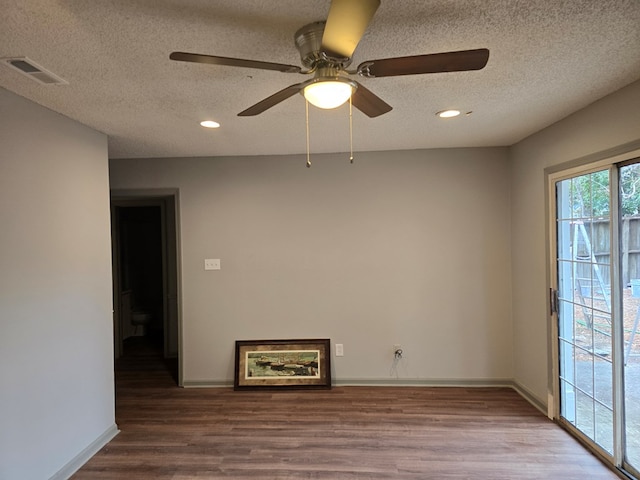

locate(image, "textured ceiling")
[[1, 0, 639, 159]]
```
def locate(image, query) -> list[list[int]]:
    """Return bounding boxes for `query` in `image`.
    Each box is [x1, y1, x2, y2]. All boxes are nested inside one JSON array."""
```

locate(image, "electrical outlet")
[[335, 343, 344, 357]]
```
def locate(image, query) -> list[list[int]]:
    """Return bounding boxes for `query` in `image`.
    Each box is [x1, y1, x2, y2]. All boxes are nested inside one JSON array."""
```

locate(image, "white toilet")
[[131, 311, 152, 336]]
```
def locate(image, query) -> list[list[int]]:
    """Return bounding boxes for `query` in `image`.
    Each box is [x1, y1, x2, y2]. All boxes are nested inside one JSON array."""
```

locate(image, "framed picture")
[[234, 339, 331, 390]]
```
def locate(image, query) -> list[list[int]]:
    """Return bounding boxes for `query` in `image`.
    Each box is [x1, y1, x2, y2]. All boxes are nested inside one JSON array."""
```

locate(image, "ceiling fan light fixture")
[[436, 109, 461, 118], [303, 79, 355, 109]]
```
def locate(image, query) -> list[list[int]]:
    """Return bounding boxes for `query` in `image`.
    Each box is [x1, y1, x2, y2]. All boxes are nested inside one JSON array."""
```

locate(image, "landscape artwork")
[[234, 339, 331, 390], [245, 350, 321, 378]]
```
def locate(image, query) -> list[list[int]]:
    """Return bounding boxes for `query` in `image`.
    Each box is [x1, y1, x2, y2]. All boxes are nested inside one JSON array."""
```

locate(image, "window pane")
[[595, 402, 613, 454], [620, 163, 640, 470], [556, 170, 612, 453], [576, 389, 595, 438]]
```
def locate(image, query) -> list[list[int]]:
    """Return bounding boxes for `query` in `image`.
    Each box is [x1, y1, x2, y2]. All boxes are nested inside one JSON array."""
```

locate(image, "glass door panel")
[[556, 170, 614, 455], [554, 159, 640, 477], [620, 163, 640, 474]]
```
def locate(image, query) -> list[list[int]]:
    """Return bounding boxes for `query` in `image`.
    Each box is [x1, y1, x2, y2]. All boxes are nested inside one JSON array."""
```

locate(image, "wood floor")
[[74, 351, 619, 479]]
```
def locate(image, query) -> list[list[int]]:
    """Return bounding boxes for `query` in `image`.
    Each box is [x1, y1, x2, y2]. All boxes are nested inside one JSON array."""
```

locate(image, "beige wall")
[[510, 80, 640, 405], [1, 74, 637, 478], [0, 89, 116, 479], [111, 79, 640, 405], [110, 147, 513, 385]]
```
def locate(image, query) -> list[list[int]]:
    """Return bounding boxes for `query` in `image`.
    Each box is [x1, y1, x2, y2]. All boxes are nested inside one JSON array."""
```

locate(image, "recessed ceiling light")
[[200, 120, 220, 128], [436, 110, 461, 118]]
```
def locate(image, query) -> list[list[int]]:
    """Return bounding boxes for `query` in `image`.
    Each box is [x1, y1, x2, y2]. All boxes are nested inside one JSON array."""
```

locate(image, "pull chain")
[[305, 99, 311, 168], [349, 96, 354, 164], [305, 97, 353, 167]]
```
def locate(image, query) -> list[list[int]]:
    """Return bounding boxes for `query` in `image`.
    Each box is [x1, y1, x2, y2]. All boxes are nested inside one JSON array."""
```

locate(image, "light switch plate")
[[335, 343, 344, 357], [204, 258, 220, 270]]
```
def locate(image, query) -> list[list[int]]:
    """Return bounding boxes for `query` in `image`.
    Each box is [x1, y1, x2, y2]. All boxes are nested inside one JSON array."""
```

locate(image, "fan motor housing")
[[294, 21, 352, 69]]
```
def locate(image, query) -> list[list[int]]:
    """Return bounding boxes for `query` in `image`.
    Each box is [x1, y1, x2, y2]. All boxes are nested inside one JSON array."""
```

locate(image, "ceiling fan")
[[170, 0, 489, 118]]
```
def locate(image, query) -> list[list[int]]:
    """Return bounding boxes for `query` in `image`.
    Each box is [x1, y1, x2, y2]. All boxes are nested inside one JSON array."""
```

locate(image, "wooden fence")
[[580, 215, 640, 286]]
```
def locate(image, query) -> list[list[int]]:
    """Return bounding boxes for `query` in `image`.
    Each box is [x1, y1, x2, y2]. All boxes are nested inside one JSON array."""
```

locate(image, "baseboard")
[[511, 381, 548, 416], [334, 377, 515, 388], [49, 423, 119, 480], [182, 380, 231, 388], [182, 378, 516, 388]]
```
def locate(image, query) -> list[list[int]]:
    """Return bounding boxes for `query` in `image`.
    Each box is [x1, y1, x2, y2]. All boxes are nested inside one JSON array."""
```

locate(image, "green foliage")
[[567, 164, 640, 218], [569, 170, 609, 218], [620, 164, 640, 216]]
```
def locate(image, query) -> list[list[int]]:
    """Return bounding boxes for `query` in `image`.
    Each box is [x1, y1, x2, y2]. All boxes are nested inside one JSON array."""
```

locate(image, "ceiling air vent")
[[1, 57, 68, 85]]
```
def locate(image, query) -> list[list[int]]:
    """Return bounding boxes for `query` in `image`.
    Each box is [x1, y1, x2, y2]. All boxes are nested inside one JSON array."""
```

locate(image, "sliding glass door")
[[553, 161, 640, 478], [556, 170, 614, 454], [620, 163, 640, 475]]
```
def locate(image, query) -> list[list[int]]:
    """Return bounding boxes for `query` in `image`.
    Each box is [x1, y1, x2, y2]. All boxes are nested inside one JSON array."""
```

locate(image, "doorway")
[[550, 161, 640, 478], [111, 193, 180, 384]]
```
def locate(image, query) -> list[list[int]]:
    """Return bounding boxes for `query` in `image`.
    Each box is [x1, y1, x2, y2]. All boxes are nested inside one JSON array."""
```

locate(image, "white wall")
[[510, 80, 640, 405], [0, 89, 116, 479], [110, 147, 513, 385]]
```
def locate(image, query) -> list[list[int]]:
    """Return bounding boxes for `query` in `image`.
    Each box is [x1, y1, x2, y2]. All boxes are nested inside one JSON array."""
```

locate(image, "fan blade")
[[238, 83, 305, 116], [321, 0, 380, 59], [351, 81, 392, 118], [358, 48, 489, 78], [170, 52, 302, 74]]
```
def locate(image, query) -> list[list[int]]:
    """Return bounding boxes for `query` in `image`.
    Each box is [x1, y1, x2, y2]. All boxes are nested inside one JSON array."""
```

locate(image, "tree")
[[569, 170, 609, 218], [620, 164, 640, 216], [568, 164, 640, 218]]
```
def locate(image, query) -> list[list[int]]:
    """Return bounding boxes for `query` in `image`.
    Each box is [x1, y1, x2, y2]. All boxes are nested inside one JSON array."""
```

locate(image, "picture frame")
[[234, 339, 331, 390]]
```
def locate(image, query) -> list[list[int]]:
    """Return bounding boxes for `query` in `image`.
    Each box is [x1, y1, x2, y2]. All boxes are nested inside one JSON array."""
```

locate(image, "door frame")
[[545, 142, 640, 474], [110, 188, 182, 385]]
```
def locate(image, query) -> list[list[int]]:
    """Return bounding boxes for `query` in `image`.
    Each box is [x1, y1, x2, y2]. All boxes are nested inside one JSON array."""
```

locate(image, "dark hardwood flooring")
[[114, 333, 178, 383], [73, 344, 619, 479]]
